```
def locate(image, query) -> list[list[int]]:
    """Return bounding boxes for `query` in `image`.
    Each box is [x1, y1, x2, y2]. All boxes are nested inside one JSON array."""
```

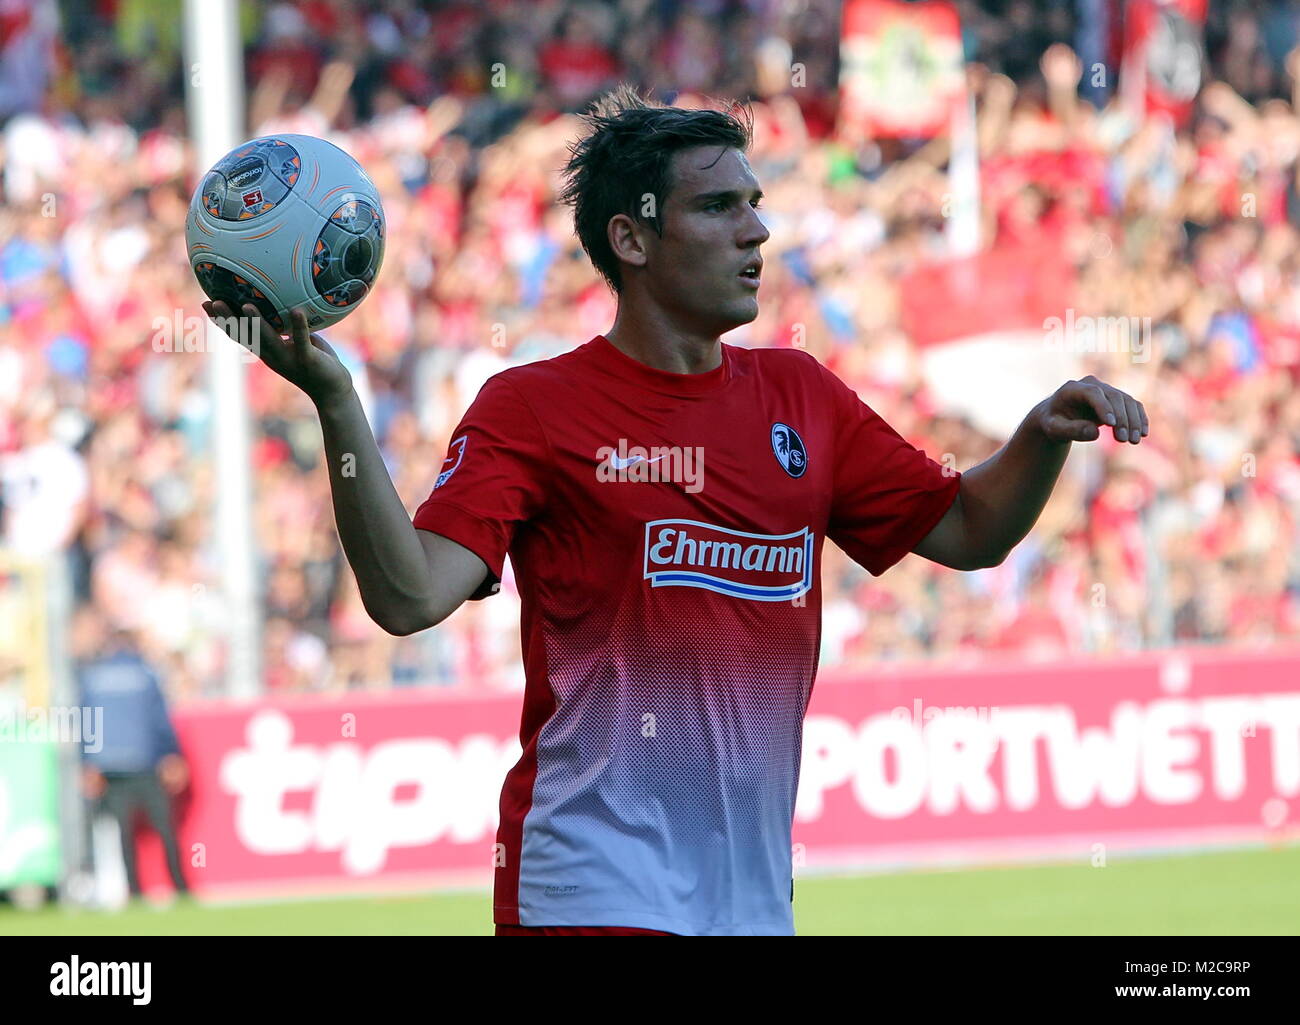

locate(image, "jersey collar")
[[587, 334, 731, 396]]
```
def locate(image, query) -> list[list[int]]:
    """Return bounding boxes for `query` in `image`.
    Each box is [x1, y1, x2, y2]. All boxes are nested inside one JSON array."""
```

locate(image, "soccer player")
[[204, 86, 1148, 936]]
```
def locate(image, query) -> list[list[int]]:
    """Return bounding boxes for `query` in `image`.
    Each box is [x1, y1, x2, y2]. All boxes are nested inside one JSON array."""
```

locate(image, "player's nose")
[[740, 204, 770, 248], [738, 199, 764, 247]]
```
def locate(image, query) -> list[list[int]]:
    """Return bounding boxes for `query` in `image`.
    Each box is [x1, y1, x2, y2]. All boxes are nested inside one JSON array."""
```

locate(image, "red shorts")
[[495, 924, 675, 936]]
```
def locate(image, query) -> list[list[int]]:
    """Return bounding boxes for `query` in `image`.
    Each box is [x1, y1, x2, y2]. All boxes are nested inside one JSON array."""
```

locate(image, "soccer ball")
[[185, 134, 385, 333]]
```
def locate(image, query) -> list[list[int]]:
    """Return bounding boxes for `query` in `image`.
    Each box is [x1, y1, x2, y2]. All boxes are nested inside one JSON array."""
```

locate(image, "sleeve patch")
[[434, 435, 468, 490]]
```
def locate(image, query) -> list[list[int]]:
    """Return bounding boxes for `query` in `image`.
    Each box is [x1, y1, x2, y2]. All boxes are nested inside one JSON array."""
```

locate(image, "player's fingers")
[[236, 303, 286, 370], [289, 308, 313, 362], [310, 331, 341, 361], [205, 300, 251, 348], [1044, 414, 1100, 442], [239, 303, 273, 350], [1074, 380, 1116, 430], [203, 299, 234, 323], [1100, 385, 1132, 441], [1120, 392, 1145, 444]]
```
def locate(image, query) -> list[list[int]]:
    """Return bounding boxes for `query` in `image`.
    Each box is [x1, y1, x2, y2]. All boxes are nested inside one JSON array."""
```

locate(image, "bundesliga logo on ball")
[[185, 135, 386, 333]]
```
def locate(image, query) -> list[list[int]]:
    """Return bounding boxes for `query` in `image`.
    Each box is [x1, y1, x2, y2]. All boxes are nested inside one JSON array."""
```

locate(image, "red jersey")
[[413, 335, 960, 934]]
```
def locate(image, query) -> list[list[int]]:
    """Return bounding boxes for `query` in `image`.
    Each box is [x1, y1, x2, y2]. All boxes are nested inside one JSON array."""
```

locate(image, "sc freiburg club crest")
[[771, 423, 806, 478]]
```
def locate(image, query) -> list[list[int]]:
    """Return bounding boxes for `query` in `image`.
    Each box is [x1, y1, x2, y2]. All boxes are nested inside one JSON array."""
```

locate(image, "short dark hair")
[[559, 85, 753, 294]]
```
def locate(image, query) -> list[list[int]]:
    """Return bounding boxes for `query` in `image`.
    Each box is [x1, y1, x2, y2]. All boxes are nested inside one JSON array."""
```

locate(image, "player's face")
[[648, 146, 769, 335]]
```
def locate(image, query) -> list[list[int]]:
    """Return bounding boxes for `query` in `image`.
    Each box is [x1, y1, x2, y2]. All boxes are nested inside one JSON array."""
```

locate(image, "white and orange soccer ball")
[[185, 134, 385, 333]]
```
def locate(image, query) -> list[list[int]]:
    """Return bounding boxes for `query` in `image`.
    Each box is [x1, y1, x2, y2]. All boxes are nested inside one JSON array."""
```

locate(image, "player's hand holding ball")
[[203, 300, 354, 407], [1036, 374, 1149, 444], [187, 133, 384, 407]]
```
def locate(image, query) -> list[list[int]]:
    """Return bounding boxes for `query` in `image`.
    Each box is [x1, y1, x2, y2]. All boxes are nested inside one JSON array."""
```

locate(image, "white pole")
[[946, 87, 981, 258], [182, 0, 261, 699]]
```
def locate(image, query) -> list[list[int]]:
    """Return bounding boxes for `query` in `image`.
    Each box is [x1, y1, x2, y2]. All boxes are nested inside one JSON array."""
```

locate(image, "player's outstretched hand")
[[1037, 374, 1149, 444], [202, 300, 353, 407]]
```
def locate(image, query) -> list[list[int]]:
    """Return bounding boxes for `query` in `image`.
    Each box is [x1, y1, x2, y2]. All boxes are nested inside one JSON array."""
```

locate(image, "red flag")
[[839, 0, 964, 139], [1121, 0, 1208, 128], [899, 240, 1076, 348]]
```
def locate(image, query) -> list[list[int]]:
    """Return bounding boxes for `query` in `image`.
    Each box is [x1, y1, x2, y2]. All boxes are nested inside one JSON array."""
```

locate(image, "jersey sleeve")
[[820, 363, 961, 576], [412, 373, 550, 599]]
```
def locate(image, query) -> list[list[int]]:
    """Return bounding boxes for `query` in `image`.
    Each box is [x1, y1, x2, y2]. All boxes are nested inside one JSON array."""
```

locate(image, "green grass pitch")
[[4, 845, 1297, 935]]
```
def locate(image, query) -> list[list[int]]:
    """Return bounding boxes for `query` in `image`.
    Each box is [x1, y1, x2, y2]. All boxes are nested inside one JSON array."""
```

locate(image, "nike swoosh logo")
[[609, 453, 665, 470]]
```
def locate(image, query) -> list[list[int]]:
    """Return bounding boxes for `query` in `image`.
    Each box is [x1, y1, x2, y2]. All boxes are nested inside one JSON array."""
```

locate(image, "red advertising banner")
[[1121, 0, 1208, 129], [136, 689, 523, 897], [839, 0, 965, 139], [138, 645, 1300, 897], [800, 645, 1299, 867]]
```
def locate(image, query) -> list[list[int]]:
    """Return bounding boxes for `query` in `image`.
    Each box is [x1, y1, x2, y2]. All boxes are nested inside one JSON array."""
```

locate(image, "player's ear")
[[607, 212, 649, 271]]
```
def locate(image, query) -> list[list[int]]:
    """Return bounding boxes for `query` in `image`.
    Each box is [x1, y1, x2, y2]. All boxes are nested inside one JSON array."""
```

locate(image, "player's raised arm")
[[914, 375, 1149, 571], [204, 301, 488, 635]]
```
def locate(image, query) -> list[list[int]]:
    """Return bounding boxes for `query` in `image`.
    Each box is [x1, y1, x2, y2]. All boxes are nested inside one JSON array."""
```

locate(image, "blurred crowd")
[[3, 0, 1300, 699]]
